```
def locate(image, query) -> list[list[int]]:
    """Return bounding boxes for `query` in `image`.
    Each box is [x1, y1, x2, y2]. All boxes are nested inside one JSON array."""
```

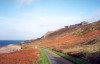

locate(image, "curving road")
[[43, 49, 74, 64]]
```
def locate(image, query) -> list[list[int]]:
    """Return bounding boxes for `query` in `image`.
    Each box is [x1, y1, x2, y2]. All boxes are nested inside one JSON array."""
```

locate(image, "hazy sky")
[[0, 0, 100, 40]]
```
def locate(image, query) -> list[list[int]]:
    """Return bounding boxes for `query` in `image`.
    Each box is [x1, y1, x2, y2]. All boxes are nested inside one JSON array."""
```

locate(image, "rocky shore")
[[0, 44, 21, 54]]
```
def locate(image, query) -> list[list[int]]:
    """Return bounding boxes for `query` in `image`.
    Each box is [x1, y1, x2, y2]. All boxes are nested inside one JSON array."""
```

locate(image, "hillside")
[[22, 20, 100, 64], [40, 20, 100, 64]]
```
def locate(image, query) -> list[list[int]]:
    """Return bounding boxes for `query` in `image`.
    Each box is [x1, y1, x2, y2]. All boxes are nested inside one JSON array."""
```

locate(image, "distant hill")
[[42, 21, 89, 38]]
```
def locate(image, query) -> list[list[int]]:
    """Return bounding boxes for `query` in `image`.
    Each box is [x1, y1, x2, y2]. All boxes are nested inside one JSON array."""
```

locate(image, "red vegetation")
[[0, 48, 39, 64], [42, 30, 100, 50]]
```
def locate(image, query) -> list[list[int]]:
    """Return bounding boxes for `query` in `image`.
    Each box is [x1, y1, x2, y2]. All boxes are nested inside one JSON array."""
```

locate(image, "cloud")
[[0, 13, 84, 40], [16, 0, 39, 9], [0, 8, 100, 40], [16, 0, 37, 4]]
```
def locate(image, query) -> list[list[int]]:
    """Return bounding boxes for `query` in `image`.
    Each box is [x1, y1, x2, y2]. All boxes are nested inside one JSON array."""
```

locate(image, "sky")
[[0, 0, 100, 40]]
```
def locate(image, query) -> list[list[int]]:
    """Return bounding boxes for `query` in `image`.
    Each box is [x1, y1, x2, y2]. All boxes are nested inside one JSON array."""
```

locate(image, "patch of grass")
[[53, 50, 89, 64], [36, 60, 42, 64], [37, 48, 51, 64], [44, 47, 89, 64]]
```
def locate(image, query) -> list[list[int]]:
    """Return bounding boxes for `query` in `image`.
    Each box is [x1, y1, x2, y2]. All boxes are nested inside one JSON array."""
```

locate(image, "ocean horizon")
[[0, 40, 25, 47]]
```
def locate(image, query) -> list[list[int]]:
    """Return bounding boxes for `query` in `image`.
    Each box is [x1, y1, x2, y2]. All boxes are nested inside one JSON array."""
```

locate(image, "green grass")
[[37, 48, 51, 64], [44, 47, 90, 64], [37, 60, 42, 64]]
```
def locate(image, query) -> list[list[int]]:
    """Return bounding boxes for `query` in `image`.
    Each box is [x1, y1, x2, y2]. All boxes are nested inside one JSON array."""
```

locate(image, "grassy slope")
[[45, 47, 89, 64], [37, 48, 51, 64]]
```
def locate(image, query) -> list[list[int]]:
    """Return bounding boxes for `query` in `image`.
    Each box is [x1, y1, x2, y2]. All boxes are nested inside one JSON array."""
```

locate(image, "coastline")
[[0, 44, 21, 54], [0, 40, 25, 54], [0, 40, 25, 47]]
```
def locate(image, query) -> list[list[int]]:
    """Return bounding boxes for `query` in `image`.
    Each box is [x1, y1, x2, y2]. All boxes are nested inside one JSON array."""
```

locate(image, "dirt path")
[[43, 49, 74, 64]]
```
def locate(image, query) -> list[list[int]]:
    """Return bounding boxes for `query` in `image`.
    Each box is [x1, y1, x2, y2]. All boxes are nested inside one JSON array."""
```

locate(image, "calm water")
[[0, 40, 24, 46]]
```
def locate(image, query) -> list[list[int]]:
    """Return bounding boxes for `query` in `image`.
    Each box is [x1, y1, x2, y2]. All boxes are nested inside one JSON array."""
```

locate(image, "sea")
[[0, 40, 25, 47]]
